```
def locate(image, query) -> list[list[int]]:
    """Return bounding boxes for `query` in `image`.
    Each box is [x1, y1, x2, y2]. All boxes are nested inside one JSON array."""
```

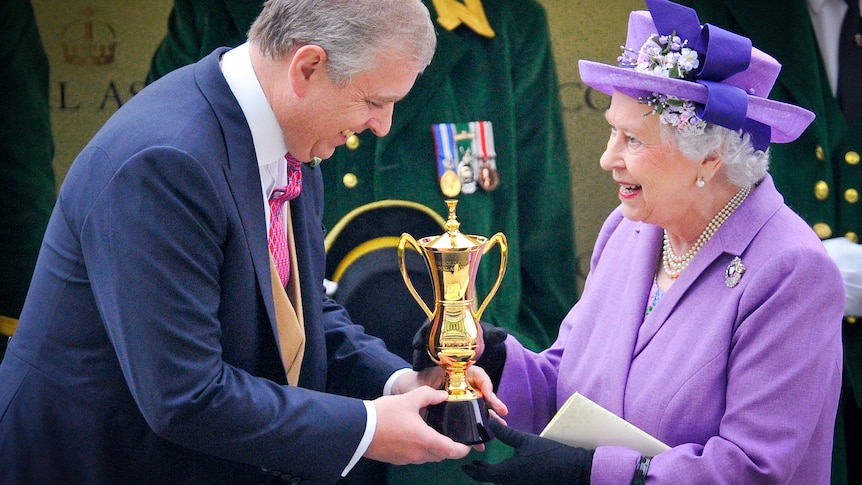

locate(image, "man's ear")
[[289, 45, 328, 96]]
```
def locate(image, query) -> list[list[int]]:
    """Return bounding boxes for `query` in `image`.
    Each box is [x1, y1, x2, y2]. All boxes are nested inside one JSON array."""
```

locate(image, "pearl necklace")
[[662, 185, 751, 278]]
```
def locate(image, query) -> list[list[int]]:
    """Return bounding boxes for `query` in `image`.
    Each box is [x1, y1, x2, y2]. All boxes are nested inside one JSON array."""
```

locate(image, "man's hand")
[[390, 366, 445, 394], [365, 387, 470, 464], [391, 366, 508, 419]]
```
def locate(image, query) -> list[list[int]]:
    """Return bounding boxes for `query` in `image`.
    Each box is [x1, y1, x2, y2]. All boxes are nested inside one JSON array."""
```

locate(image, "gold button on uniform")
[[814, 180, 829, 200], [846, 188, 859, 204], [846, 232, 859, 243], [346, 134, 360, 150], [848, 316, 857, 325], [813, 222, 833, 239], [846, 151, 860, 165], [342, 173, 358, 188], [815, 144, 825, 161]]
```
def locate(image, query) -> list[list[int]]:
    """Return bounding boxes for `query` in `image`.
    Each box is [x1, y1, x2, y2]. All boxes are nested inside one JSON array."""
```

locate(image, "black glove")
[[462, 418, 593, 485], [411, 319, 508, 385]]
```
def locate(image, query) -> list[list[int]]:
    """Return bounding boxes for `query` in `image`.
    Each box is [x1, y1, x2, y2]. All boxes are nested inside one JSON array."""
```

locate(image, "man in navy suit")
[[0, 0, 504, 483]]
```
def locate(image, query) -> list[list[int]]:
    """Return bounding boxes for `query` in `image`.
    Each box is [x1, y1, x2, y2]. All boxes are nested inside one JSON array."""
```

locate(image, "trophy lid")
[[424, 200, 485, 250]]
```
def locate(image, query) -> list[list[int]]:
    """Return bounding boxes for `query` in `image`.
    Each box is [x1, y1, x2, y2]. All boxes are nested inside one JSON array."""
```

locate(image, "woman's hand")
[[462, 418, 593, 485]]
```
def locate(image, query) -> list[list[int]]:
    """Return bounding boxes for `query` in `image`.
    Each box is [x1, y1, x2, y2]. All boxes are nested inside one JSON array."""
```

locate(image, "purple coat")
[[498, 174, 844, 484]]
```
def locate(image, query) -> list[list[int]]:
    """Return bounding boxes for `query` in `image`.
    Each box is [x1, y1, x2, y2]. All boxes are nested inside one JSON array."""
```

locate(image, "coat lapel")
[[573, 218, 661, 415], [194, 49, 280, 333], [633, 176, 785, 356]]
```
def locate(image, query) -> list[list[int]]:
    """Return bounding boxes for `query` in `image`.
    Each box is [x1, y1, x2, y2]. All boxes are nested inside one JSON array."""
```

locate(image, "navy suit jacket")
[[0, 48, 407, 484]]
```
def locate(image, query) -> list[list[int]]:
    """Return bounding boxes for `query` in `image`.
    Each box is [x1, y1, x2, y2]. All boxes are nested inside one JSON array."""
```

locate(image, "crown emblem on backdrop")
[[61, 8, 116, 66]]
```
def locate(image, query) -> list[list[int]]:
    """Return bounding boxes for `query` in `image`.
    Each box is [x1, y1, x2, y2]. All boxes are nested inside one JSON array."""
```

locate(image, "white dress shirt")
[[808, 0, 862, 96]]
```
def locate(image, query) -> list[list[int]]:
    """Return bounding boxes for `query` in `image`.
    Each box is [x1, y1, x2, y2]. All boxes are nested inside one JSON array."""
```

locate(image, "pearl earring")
[[696, 177, 705, 188]]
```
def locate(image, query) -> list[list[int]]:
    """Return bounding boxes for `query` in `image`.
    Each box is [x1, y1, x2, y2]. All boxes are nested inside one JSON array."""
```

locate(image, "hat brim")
[[324, 199, 446, 281], [578, 59, 814, 144]]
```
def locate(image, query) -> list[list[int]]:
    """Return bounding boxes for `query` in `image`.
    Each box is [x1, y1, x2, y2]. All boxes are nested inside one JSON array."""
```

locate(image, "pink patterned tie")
[[268, 153, 303, 286]]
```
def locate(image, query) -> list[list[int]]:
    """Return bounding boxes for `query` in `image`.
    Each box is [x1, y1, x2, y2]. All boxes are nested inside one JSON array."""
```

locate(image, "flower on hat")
[[619, 30, 708, 136], [642, 94, 706, 136]]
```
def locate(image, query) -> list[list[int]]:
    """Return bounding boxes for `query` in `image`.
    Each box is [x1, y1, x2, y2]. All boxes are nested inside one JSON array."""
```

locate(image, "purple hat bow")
[[647, 0, 772, 150]]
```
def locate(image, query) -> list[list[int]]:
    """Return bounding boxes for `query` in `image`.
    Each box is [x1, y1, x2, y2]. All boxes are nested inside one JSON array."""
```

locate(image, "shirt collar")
[[808, 0, 827, 13], [806, 0, 855, 13], [220, 42, 288, 168]]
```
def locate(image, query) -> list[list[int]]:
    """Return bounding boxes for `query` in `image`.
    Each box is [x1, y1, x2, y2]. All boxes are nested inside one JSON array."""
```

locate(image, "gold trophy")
[[398, 200, 507, 444]]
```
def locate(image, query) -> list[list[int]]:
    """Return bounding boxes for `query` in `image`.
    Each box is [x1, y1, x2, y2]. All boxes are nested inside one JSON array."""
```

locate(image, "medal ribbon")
[[453, 122, 477, 194], [469, 121, 499, 191], [433, 122, 457, 181], [478, 121, 495, 160]]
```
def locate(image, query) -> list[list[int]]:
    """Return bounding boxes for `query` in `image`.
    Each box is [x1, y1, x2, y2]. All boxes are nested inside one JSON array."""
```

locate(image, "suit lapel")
[[194, 49, 281, 333]]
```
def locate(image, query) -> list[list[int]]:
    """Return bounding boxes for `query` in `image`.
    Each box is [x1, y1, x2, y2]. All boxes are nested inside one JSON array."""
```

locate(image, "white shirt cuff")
[[384, 368, 412, 396], [341, 369, 410, 476], [341, 401, 376, 476]]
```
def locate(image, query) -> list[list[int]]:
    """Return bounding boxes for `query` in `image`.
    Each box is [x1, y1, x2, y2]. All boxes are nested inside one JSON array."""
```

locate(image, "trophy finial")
[[445, 199, 461, 234]]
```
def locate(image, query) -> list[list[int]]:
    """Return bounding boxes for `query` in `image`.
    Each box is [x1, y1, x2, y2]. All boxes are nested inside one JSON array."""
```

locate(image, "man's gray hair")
[[248, 0, 437, 86], [667, 124, 771, 188]]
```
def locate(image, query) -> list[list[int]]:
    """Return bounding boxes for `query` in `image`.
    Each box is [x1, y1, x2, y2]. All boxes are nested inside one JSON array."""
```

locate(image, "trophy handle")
[[474, 232, 508, 321], [398, 233, 435, 321]]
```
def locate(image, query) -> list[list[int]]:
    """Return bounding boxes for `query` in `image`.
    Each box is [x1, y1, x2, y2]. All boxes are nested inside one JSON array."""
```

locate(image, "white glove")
[[823, 237, 862, 316]]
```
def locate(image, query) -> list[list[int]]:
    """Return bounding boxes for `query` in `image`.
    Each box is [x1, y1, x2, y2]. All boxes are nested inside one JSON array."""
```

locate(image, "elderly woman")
[[461, 0, 845, 483]]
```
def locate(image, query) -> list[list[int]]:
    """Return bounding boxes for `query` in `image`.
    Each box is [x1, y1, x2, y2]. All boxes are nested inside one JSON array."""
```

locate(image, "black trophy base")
[[425, 397, 490, 445]]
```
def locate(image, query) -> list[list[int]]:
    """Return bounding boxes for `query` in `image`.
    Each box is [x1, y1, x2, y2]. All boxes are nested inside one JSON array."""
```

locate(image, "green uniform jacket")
[[0, 0, 55, 348], [677, 2, 861, 483], [148, 0, 578, 352]]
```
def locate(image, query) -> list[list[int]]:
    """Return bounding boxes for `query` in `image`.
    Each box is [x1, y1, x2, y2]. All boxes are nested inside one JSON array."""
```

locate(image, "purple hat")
[[578, 0, 814, 151]]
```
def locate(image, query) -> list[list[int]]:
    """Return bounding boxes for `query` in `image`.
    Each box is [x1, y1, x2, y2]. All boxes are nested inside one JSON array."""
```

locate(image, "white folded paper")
[[540, 392, 671, 457]]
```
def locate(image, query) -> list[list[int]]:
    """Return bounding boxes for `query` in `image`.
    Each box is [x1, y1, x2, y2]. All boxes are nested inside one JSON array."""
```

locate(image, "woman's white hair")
[[248, 0, 436, 86], [664, 123, 771, 188]]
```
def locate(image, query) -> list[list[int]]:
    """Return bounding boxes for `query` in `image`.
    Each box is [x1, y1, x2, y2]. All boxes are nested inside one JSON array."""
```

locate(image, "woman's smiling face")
[[599, 91, 702, 231]]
